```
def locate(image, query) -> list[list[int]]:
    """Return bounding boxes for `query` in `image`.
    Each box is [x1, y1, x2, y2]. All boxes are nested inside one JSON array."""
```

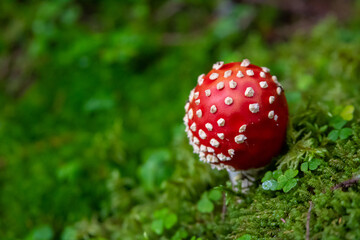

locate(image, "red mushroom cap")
[[184, 60, 288, 171]]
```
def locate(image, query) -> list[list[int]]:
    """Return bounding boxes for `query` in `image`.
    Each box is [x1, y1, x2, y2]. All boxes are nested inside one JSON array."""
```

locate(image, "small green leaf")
[[285, 91, 302, 106], [329, 116, 347, 130], [164, 213, 178, 229], [171, 229, 188, 240], [208, 189, 222, 202], [284, 169, 298, 178], [272, 170, 283, 180], [296, 73, 313, 90], [262, 180, 278, 191], [190, 237, 202, 240], [319, 125, 328, 132], [83, 97, 115, 113], [237, 234, 252, 240], [154, 208, 168, 219], [261, 171, 273, 182], [283, 178, 298, 193], [197, 195, 214, 213], [339, 128, 353, 140], [301, 162, 309, 172], [29, 225, 54, 240], [151, 219, 164, 235], [340, 105, 354, 121], [277, 175, 288, 189], [60, 227, 77, 240], [328, 130, 339, 141], [309, 158, 322, 170]]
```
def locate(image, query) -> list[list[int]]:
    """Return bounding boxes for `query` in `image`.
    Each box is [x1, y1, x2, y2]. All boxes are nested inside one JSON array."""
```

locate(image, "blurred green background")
[[1, 0, 360, 239]]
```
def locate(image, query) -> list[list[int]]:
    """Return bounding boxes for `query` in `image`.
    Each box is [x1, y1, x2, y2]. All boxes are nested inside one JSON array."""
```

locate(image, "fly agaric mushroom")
[[184, 60, 288, 190]]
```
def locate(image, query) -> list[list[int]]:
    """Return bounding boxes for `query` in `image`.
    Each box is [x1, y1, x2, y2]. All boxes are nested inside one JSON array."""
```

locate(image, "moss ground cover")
[[1, 1, 360, 239]]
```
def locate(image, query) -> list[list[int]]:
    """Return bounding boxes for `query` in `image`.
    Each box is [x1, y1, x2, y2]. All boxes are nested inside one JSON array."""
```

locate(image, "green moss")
[[1, 1, 360, 239]]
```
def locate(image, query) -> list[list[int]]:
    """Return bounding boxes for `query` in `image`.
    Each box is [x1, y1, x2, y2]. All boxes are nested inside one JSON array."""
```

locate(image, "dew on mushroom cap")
[[188, 109, 194, 119], [217, 118, 225, 126], [259, 81, 268, 88], [262, 67, 270, 72], [193, 145, 200, 153], [236, 71, 244, 78], [199, 129, 207, 139], [194, 92, 199, 99], [239, 124, 246, 133], [209, 73, 219, 80], [213, 61, 224, 70], [185, 102, 190, 111], [217, 82, 224, 90], [217, 133, 224, 139], [205, 123, 213, 131], [228, 149, 235, 156], [210, 155, 219, 163], [224, 97, 233, 105], [249, 103, 260, 113], [183, 115, 188, 124], [210, 105, 217, 113], [185, 126, 189, 134], [224, 70, 232, 78], [207, 154, 217, 163], [245, 87, 254, 97], [229, 80, 237, 88], [210, 139, 220, 148], [217, 153, 226, 161], [190, 122, 196, 131], [246, 70, 254, 76], [235, 134, 247, 144], [269, 96, 275, 104], [189, 90, 195, 102], [240, 59, 250, 67], [205, 89, 211, 97], [198, 74, 205, 85], [207, 147, 214, 153], [268, 110, 274, 119], [187, 130, 192, 139]]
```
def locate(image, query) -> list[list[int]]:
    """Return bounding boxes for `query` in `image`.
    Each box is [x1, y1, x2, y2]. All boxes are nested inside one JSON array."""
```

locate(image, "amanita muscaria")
[[184, 60, 288, 187]]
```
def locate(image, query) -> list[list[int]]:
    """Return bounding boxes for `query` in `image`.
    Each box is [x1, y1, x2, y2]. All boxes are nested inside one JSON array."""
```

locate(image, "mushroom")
[[184, 60, 288, 192]]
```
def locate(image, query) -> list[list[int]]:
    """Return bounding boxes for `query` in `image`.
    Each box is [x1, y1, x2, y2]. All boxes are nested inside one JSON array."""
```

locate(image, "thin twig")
[[306, 201, 313, 240], [221, 192, 227, 221], [331, 176, 360, 191]]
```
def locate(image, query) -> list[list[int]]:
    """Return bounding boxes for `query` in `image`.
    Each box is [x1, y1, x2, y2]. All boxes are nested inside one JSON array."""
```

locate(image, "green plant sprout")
[[151, 208, 178, 235], [301, 158, 322, 172], [197, 189, 222, 213], [262, 169, 299, 193], [236, 234, 252, 240], [327, 115, 353, 141], [171, 229, 189, 240], [190, 237, 203, 240]]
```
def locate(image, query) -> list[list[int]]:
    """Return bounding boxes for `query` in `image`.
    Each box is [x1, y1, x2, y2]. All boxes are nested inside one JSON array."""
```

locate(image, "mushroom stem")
[[227, 168, 263, 193], [227, 169, 243, 192]]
